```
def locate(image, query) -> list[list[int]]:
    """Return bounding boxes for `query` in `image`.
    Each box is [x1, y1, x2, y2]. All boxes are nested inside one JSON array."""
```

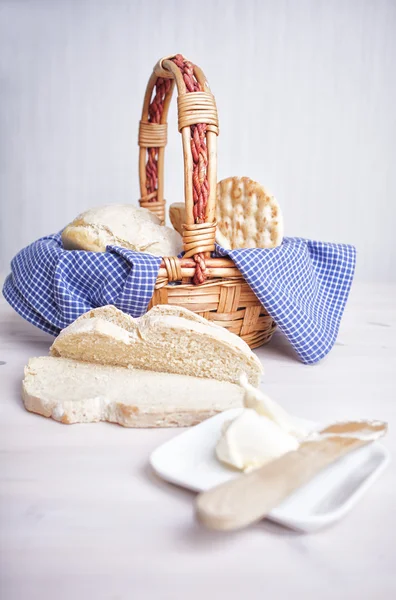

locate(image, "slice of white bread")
[[61, 204, 183, 256], [50, 305, 263, 387], [23, 357, 244, 427]]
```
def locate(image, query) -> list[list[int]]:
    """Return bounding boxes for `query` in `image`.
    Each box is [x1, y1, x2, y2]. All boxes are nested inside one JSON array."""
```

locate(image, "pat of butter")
[[216, 409, 299, 472], [240, 374, 307, 441], [216, 375, 308, 472]]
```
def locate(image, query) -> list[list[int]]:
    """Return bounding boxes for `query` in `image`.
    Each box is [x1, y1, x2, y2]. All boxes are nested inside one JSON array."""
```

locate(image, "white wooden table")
[[1, 282, 395, 600]]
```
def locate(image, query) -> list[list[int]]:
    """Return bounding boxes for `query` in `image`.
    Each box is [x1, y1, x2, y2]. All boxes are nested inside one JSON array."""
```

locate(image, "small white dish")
[[150, 409, 390, 532]]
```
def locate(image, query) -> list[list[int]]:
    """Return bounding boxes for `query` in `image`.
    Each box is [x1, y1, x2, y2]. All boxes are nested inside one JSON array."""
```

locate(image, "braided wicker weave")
[[138, 54, 276, 349]]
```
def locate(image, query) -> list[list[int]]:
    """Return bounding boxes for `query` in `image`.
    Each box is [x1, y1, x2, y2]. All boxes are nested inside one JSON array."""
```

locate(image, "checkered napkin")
[[2, 232, 356, 364]]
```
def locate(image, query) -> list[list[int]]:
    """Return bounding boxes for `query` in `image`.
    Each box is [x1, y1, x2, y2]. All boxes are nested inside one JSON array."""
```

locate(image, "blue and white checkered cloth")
[[2, 232, 356, 364]]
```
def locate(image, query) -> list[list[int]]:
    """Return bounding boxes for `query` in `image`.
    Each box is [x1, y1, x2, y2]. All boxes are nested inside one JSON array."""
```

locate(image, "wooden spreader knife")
[[196, 420, 387, 531]]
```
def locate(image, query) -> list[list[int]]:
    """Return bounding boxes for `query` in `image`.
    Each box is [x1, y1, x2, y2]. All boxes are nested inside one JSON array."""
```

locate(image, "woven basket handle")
[[138, 54, 219, 284]]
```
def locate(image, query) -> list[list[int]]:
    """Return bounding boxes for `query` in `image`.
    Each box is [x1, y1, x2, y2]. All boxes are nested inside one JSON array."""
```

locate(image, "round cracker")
[[215, 177, 283, 250]]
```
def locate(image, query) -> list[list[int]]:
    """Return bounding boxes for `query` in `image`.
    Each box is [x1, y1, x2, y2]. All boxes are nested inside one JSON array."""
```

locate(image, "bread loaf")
[[50, 304, 263, 387], [62, 204, 183, 256], [23, 357, 243, 427]]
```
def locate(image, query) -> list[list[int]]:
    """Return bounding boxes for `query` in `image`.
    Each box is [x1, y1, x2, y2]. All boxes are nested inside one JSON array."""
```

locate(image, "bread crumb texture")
[[50, 305, 263, 387]]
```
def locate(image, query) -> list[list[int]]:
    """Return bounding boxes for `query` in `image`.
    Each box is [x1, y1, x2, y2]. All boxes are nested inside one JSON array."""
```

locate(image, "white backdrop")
[[0, 0, 395, 281]]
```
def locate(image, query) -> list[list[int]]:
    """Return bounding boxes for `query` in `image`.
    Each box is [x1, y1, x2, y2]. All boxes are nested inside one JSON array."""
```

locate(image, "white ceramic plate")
[[150, 409, 390, 532]]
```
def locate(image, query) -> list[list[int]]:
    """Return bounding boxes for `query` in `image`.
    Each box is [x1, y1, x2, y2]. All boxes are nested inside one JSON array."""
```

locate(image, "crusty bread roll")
[[169, 202, 185, 236], [50, 304, 263, 387], [62, 204, 183, 256], [23, 357, 243, 427], [216, 177, 284, 250]]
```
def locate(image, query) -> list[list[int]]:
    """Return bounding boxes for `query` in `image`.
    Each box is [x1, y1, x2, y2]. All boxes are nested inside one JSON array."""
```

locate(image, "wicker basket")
[[138, 54, 276, 349]]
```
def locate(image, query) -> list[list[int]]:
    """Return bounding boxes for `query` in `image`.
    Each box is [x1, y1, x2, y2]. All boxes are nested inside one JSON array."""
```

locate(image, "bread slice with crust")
[[50, 305, 263, 387], [76, 303, 213, 331], [23, 357, 244, 427]]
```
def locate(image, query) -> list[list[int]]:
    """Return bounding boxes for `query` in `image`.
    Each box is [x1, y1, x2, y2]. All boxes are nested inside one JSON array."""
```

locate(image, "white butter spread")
[[240, 374, 307, 440], [216, 409, 299, 472], [216, 376, 308, 472]]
